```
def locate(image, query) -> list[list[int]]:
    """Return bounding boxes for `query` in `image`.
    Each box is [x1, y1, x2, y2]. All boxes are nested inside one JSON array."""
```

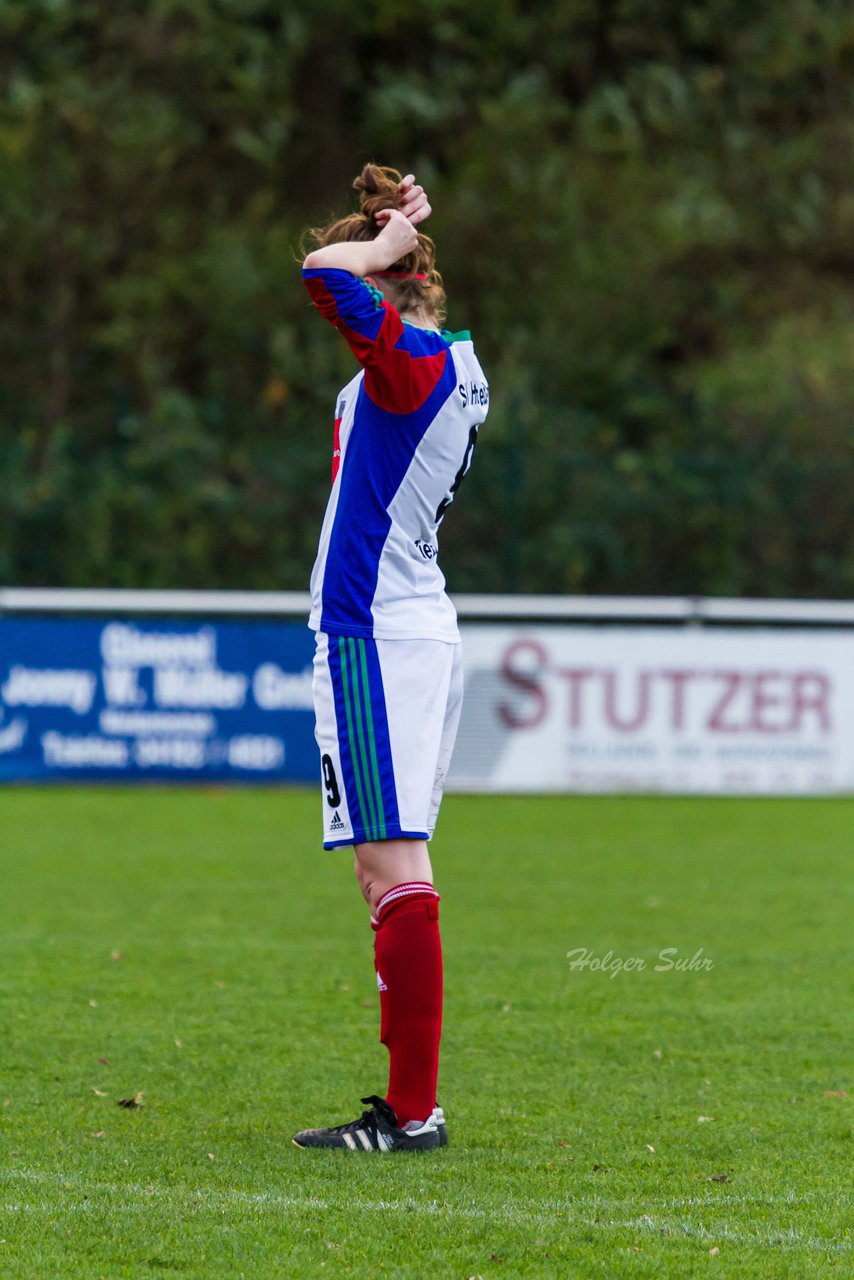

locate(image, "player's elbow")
[[302, 250, 325, 271]]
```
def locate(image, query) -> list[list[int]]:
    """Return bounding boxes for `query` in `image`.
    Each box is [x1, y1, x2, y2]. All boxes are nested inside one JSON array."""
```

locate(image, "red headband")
[[371, 271, 429, 280]]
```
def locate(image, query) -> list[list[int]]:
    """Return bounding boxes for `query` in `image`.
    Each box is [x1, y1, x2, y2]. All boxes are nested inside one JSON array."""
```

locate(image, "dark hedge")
[[1, 1, 852, 595]]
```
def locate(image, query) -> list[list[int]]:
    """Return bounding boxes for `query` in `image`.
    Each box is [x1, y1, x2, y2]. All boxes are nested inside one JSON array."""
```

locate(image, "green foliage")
[[1, 1, 852, 594]]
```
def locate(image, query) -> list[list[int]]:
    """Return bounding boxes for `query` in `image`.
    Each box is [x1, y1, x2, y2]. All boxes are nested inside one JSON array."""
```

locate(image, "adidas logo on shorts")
[[329, 810, 346, 831]]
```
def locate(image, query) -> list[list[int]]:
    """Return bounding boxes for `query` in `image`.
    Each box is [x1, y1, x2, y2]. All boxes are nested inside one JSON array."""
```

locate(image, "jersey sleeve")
[[302, 266, 448, 415]]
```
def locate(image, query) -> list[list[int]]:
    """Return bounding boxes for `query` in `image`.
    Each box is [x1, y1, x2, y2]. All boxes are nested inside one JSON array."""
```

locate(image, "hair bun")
[[305, 163, 447, 324], [354, 163, 403, 222]]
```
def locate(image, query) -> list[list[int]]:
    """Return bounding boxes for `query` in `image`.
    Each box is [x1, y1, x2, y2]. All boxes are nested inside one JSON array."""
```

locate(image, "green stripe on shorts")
[[356, 638, 387, 841], [337, 636, 372, 840]]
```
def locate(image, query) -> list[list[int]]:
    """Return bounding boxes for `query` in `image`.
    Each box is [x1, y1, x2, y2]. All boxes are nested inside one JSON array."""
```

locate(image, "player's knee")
[[353, 855, 373, 904]]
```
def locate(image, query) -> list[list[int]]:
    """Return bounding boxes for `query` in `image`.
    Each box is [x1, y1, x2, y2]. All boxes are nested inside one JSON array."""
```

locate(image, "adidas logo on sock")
[[329, 810, 346, 831]]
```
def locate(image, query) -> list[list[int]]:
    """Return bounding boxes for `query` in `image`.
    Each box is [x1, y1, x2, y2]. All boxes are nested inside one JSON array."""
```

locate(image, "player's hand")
[[399, 173, 431, 225], [374, 208, 419, 262]]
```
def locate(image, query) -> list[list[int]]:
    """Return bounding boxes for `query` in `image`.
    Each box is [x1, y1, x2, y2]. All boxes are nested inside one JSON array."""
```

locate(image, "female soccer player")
[[293, 165, 489, 1152]]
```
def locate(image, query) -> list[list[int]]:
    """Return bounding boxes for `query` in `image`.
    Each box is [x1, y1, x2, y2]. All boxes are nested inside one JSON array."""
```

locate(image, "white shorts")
[[312, 632, 464, 849]]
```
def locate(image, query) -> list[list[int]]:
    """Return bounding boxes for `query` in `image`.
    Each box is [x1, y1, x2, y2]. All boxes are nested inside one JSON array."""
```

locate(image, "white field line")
[[2, 1169, 850, 1253], [623, 1215, 850, 1253]]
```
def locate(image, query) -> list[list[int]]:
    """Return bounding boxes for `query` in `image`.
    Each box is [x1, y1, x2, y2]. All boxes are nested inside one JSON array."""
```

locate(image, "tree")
[[1, 0, 852, 595]]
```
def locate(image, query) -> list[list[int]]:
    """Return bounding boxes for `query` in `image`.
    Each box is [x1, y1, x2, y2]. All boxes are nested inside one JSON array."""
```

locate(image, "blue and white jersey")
[[303, 267, 489, 641]]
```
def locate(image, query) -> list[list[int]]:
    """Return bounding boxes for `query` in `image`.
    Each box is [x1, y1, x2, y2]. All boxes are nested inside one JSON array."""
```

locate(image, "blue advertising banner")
[[0, 618, 317, 783]]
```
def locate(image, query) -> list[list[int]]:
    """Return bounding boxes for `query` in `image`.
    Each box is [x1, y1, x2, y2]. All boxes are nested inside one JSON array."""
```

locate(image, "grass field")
[[1, 787, 851, 1279]]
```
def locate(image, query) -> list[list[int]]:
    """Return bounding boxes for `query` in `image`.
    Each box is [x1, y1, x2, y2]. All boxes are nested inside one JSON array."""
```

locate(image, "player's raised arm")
[[303, 209, 418, 277], [301, 165, 450, 410]]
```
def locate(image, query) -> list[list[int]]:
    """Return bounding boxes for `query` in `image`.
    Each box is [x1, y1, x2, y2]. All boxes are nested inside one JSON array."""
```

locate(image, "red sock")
[[372, 882, 443, 1127]]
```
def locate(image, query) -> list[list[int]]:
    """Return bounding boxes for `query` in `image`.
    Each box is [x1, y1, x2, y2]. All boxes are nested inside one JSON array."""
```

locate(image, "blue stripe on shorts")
[[328, 635, 401, 844]]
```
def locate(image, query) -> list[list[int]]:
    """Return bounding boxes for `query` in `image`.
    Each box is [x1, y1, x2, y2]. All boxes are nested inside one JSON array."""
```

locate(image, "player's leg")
[[352, 639, 460, 1136], [353, 836, 432, 910], [354, 834, 442, 1132], [295, 635, 457, 1151], [417, 640, 462, 1147]]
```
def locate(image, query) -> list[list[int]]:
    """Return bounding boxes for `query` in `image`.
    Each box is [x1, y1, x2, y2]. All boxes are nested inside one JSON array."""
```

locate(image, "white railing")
[[1, 587, 854, 625], [0, 588, 313, 616]]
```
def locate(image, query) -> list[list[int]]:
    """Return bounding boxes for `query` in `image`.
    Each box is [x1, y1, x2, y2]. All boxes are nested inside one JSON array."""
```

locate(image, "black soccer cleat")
[[433, 1105, 449, 1147], [293, 1095, 441, 1152]]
